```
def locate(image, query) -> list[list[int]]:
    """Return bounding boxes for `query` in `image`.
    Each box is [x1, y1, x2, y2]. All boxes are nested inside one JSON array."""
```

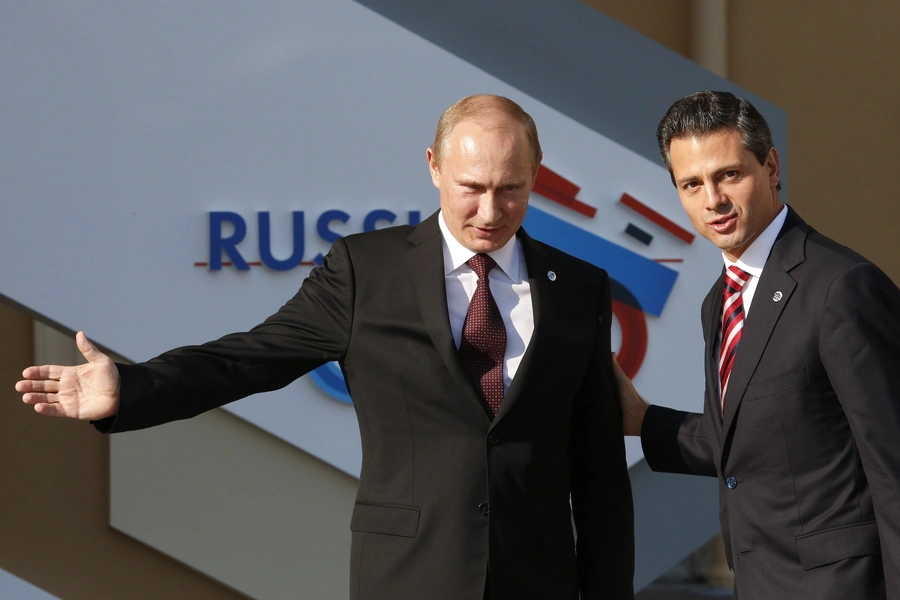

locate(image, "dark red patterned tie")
[[459, 253, 507, 417], [719, 265, 751, 413]]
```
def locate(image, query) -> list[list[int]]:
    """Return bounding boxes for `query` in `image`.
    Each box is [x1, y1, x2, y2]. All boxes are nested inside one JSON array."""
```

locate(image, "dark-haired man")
[[615, 90, 900, 599], [17, 95, 634, 600]]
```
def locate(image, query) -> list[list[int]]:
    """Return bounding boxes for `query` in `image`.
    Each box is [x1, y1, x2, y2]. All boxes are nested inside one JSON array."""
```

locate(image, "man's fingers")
[[22, 392, 58, 405], [21, 364, 67, 380], [76, 331, 107, 364], [33, 402, 71, 418], [16, 379, 61, 394], [609, 352, 630, 382]]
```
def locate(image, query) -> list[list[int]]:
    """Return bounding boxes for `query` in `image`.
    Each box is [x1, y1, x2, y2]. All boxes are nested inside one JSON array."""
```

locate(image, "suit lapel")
[[701, 272, 726, 445], [721, 208, 807, 438], [402, 212, 490, 423], [492, 229, 556, 425]]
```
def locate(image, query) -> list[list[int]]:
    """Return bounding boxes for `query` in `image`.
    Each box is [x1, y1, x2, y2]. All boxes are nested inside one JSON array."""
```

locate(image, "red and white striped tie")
[[719, 266, 751, 413]]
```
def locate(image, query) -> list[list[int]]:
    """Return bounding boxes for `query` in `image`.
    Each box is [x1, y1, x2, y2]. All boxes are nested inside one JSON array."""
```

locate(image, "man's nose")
[[477, 193, 502, 223], [704, 184, 728, 210]]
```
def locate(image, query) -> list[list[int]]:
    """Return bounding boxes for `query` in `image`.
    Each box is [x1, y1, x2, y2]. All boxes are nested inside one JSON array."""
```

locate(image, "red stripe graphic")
[[533, 165, 597, 218], [194, 261, 316, 267], [619, 193, 695, 244]]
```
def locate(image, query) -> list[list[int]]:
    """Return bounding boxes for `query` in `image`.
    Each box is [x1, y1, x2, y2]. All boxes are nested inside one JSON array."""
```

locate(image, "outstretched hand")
[[611, 352, 649, 436], [16, 331, 120, 420]]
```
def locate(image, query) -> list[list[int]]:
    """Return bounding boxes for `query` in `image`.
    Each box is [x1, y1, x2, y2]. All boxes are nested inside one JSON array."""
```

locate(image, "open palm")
[[16, 331, 120, 420]]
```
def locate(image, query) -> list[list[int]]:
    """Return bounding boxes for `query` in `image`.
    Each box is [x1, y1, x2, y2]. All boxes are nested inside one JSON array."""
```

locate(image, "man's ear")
[[426, 148, 441, 188], [531, 151, 543, 187], [766, 147, 780, 188]]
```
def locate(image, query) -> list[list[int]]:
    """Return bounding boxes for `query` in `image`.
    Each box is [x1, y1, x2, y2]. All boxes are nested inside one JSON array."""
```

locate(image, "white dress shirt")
[[716, 204, 788, 392], [438, 211, 535, 392], [724, 204, 788, 316]]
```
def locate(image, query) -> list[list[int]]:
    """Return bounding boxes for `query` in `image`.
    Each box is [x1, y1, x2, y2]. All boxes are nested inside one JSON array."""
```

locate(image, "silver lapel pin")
[[547, 271, 557, 281], [772, 291, 783, 302]]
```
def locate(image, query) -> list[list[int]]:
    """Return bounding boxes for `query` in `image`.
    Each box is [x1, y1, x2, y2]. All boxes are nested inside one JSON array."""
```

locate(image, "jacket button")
[[478, 502, 490, 516], [487, 432, 499, 445], [726, 476, 738, 489]]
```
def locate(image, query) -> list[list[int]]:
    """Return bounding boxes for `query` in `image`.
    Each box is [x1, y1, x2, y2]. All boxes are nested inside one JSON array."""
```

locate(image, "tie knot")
[[725, 265, 751, 292], [467, 253, 497, 279]]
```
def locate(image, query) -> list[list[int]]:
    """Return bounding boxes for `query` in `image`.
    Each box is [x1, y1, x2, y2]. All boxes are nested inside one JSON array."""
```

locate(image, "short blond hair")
[[431, 95, 542, 174]]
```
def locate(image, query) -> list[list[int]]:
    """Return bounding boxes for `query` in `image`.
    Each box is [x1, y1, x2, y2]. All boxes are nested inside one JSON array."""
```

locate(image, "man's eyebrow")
[[455, 178, 526, 187], [714, 162, 743, 174], [454, 177, 480, 186], [674, 163, 743, 185]]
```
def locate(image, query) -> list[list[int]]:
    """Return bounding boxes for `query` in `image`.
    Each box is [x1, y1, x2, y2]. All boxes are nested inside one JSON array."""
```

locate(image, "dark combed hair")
[[657, 90, 780, 190]]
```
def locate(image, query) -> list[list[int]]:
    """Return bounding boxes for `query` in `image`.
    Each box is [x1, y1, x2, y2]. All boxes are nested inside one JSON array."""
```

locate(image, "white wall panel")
[[111, 410, 357, 599]]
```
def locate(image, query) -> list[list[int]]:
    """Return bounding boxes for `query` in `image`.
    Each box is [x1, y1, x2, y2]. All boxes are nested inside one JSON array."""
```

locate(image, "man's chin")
[[463, 228, 516, 252], [704, 232, 739, 252], [463, 238, 506, 254]]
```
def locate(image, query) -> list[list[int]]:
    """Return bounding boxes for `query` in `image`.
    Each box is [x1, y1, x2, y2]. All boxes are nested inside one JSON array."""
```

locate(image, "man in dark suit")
[[615, 90, 900, 599], [16, 95, 634, 600]]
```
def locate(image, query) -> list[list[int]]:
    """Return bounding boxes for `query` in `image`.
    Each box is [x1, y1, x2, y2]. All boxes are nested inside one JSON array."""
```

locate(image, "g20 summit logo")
[[524, 165, 694, 380], [197, 163, 695, 404]]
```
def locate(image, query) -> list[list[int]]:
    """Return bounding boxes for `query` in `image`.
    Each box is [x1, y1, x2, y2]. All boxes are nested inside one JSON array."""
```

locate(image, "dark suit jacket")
[[642, 207, 900, 600], [98, 211, 635, 600]]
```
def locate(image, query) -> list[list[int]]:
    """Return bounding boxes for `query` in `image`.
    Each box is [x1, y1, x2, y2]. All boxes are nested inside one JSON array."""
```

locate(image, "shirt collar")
[[723, 204, 788, 276], [438, 210, 520, 282]]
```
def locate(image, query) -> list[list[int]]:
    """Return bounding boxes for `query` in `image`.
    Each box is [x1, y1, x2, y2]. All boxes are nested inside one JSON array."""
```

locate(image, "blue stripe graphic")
[[522, 206, 677, 317]]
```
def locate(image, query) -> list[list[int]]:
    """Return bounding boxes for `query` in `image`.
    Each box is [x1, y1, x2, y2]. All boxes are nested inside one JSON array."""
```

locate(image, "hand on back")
[[611, 352, 649, 436]]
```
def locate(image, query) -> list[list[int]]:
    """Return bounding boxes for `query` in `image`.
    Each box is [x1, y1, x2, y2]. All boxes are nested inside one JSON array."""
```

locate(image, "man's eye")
[[685, 181, 699, 189], [724, 171, 738, 178]]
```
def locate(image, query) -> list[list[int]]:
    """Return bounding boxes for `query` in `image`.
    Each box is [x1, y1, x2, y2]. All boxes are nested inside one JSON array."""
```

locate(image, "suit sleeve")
[[640, 285, 718, 478], [94, 237, 356, 433], [571, 270, 635, 599], [819, 261, 900, 592], [640, 406, 717, 477]]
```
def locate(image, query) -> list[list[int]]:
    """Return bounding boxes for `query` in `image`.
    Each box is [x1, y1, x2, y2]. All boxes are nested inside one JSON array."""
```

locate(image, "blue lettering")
[[362, 209, 397, 232], [258, 211, 306, 271], [207, 209, 423, 270], [209, 212, 249, 271], [314, 209, 351, 265]]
